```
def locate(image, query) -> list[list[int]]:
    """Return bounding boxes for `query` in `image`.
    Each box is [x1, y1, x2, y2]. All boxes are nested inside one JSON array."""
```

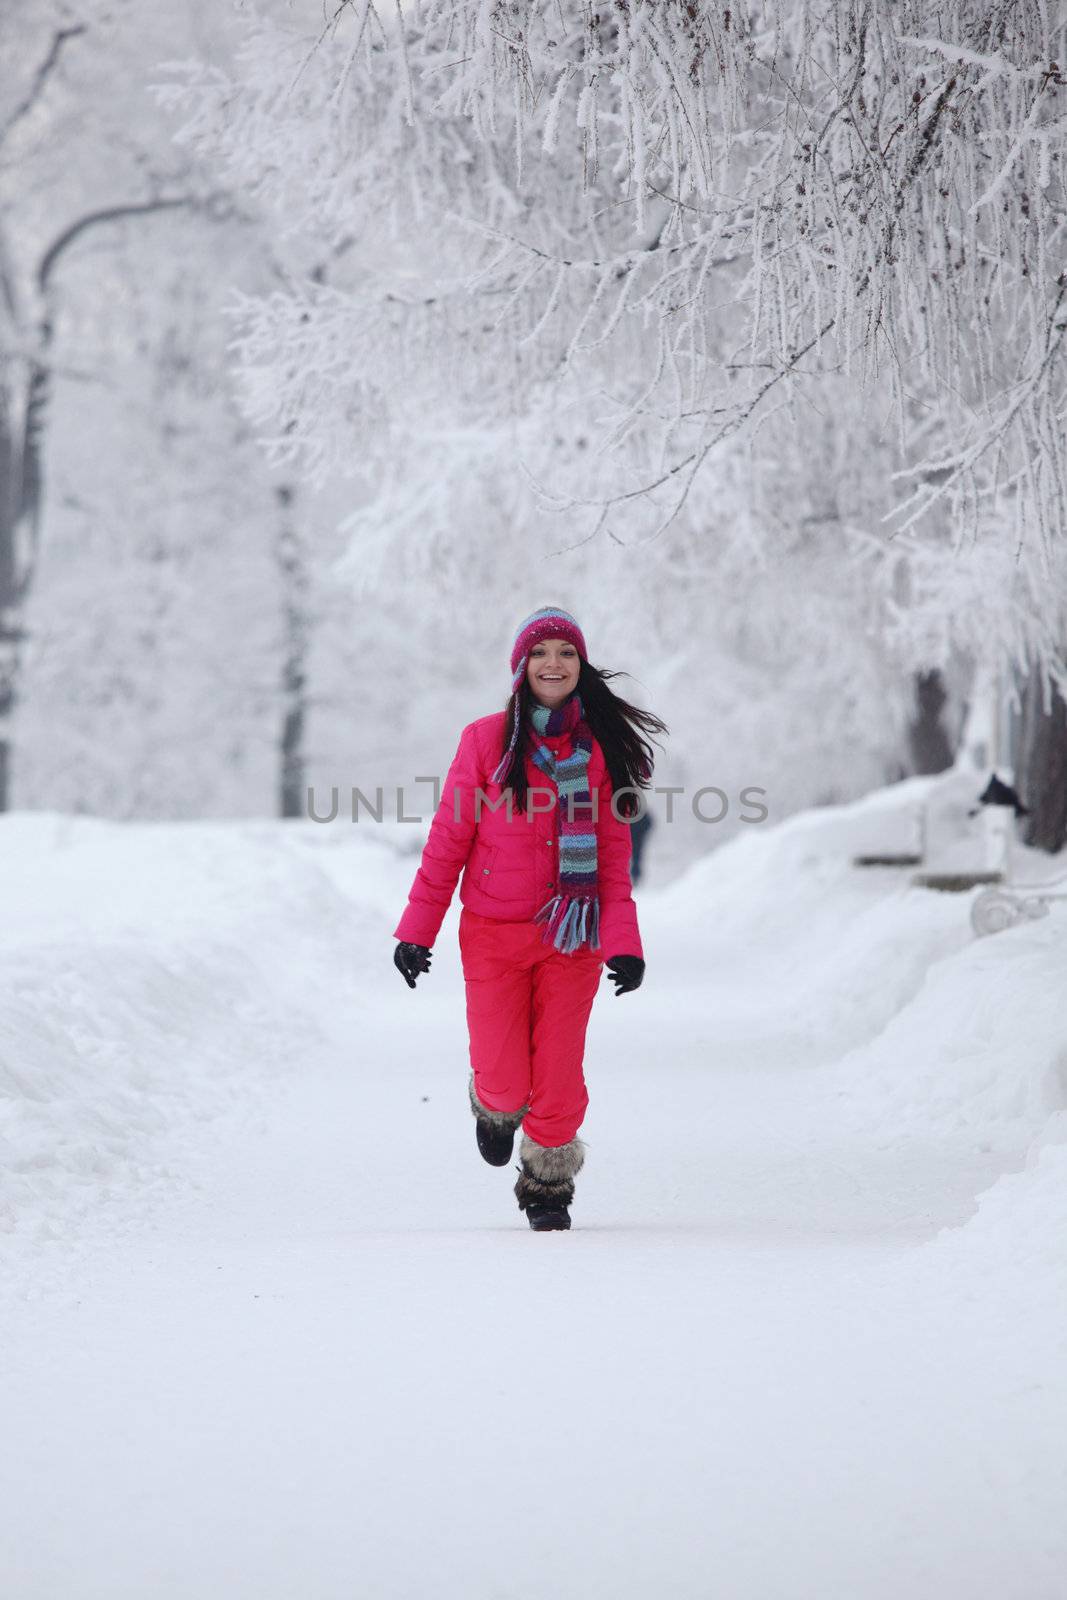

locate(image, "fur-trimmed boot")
[[514, 1134, 585, 1231], [469, 1076, 528, 1168]]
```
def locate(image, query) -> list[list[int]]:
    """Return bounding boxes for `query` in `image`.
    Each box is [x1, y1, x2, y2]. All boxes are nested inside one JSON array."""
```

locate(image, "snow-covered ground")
[[2, 786, 1065, 1600]]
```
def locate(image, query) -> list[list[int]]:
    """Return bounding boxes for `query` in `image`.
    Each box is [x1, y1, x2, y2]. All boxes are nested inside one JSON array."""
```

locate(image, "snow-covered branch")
[[160, 0, 1067, 684]]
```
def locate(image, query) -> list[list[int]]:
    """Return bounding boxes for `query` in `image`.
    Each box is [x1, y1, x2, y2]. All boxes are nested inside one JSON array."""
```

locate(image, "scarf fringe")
[[534, 892, 601, 954]]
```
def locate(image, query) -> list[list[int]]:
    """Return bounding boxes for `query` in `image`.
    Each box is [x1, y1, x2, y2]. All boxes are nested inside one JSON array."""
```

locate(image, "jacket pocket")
[[470, 840, 532, 902], [469, 841, 500, 883]]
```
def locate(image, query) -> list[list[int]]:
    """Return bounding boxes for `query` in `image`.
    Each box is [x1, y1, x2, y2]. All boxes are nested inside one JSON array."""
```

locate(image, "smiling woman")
[[527, 637, 581, 705], [392, 605, 668, 1231]]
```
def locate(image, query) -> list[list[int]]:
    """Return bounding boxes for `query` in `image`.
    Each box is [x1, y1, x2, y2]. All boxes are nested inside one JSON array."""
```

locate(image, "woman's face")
[[526, 638, 581, 707]]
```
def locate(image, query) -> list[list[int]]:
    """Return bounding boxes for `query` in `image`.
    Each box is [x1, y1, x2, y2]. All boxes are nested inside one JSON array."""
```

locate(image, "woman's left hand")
[[605, 955, 645, 996]]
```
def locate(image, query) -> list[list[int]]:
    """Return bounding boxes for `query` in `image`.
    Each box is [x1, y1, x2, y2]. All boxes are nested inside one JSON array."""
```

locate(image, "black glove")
[[394, 941, 432, 989], [605, 954, 645, 997]]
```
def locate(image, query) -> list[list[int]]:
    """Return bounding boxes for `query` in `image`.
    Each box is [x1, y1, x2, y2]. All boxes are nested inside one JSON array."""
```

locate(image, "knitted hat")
[[491, 607, 589, 784], [507, 607, 588, 694]]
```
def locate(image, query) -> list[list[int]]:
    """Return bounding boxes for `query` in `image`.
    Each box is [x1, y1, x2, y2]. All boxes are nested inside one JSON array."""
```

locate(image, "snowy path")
[[3, 810, 1065, 1598]]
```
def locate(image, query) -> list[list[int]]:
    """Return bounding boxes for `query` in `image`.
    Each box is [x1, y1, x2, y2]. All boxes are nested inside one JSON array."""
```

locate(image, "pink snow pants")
[[459, 908, 604, 1147]]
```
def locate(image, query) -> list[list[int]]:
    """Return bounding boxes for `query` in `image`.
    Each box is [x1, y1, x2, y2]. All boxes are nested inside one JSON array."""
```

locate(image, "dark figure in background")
[[907, 670, 954, 775], [629, 809, 654, 884]]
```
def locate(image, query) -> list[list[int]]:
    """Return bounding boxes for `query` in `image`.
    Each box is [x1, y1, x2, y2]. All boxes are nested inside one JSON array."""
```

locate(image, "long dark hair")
[[497, 661, 669, 819]]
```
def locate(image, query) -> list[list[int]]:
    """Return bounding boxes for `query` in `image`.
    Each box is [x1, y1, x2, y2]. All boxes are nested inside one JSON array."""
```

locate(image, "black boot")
[[525, 1200, 572, 1232], [514, 1134, 585, 1231], [477, 1120, 517, 1167], [469, 1076, 527, 1168]]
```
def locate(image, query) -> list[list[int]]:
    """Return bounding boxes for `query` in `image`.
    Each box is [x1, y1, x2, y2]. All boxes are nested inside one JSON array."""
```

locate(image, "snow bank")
[[936, 1124, 1067, 1269], [649, 777, 966, 1054], [832, 915, 1067, 1148], [654, 774, 1066, 1140], [648, 771, 1067, 1268], [0, 813, 405, 1260]]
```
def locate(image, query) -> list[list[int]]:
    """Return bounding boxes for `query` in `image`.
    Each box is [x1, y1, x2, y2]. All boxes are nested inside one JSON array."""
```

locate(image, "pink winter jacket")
[[393, 712, 643, 959]]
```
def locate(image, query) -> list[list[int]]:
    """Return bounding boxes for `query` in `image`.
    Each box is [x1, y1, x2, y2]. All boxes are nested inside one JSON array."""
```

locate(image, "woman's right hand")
[[394, 941, 433, 989]]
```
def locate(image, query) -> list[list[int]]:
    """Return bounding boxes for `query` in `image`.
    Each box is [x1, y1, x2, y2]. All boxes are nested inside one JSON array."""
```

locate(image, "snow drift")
[[0, 813, 398, 1256]]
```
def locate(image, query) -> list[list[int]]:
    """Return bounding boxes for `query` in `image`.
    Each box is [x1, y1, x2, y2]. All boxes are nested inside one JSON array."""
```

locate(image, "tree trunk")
[[0, 192, 195, 811], [0, 387, 18, 814], [906, 668, 954, 775], [1016, 666, 1067, 854], [276, 484, 309, 819], [0, 357, 44, 813]]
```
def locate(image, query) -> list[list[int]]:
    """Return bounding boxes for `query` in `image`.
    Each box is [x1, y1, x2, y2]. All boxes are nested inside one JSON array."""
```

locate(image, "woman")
[[392, 606, 668, 1232]]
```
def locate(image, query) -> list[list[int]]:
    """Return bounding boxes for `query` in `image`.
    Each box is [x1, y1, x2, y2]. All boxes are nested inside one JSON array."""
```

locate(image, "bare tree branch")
[[0, 24, 87, 150], [37, 197, 196, 292]]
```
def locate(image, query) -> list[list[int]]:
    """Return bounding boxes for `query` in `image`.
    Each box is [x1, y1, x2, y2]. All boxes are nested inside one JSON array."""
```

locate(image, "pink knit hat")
[[507, 607, 588, 693], [490, 607, 589, 783]]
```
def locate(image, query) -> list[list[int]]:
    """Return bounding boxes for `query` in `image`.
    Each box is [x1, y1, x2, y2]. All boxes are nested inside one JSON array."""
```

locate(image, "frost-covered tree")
[[1, 2, 336, 818], [163, 2, 1066, 662], [154, 0, 1067, 843], [0, 8, 211, 809]]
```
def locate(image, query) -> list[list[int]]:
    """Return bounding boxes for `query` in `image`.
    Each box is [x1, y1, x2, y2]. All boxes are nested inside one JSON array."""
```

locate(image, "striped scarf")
[[528, 693, 600, 954]]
